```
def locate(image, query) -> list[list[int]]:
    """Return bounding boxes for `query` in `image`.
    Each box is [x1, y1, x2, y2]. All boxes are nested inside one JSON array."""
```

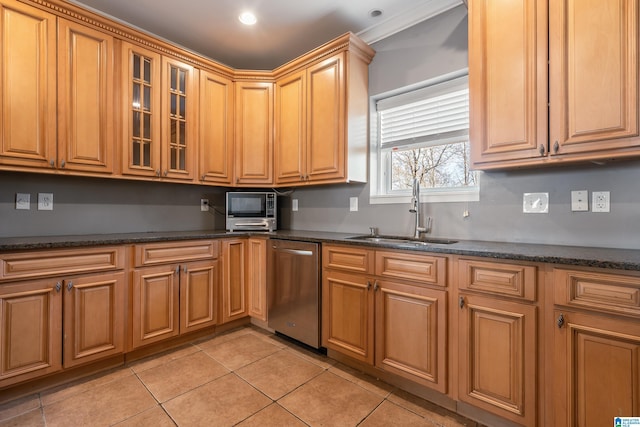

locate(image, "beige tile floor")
[[0, 327, 481, 427]]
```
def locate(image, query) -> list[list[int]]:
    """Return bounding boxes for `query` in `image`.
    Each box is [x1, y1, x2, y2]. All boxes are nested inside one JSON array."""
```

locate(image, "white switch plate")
[[523, 192, 549, 213], [38, 193, 53, 211], [292, 199, 298, 211], [349, 197, 358, 212], [16, 193, 30, 210], [571, 190, 588, 212], [592, 191, 610, 212]]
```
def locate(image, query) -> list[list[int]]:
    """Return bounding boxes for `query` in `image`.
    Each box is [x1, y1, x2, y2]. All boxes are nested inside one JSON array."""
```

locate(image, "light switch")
[[292, 199, 298, 212], [349, 197, 358, 212]]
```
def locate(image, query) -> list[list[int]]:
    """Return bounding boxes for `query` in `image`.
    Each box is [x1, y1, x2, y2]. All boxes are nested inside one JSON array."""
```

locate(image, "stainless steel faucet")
[[410, 178, 432, 239]]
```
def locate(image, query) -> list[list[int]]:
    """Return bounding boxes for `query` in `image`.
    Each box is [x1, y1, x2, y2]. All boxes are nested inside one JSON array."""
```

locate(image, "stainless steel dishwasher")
[[267, 239, 321, 349]]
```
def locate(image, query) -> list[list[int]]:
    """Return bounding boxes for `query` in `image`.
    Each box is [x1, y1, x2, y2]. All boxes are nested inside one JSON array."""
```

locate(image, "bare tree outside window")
[[389, 141, 476, 191]]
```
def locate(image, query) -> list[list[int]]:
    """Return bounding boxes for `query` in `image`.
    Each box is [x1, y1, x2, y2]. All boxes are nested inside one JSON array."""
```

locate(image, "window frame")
[[369, 69, 479, 205]]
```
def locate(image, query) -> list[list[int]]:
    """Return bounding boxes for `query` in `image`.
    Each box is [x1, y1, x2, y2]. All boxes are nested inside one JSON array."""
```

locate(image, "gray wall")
[[2, 5, 639, 249], [288, 5, 640, 250]]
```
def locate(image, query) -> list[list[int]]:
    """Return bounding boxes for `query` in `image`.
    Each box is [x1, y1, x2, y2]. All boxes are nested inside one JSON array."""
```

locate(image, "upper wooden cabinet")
[[234, 81, 274, 186], [199, 70, 234, 185], [121, 42, 198, 182], [275, 35, 374, 186], [470, 0, 640, 169], [0, 0, 57, 170], [0, 2, 115, 175], [57, 19, 115, 175]]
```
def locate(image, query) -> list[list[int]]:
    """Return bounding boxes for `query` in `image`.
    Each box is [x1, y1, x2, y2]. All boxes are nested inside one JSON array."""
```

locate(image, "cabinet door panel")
[[0, 279, 61, 386], [307, 54, 345, 182], [57, 19, 114, 174], [550, 0, 639, 154], [553, 310, 640, 427], [132, 265, 179, 348], [234, 82, 273, 185], [161, 56, 197, 181], [199, 70, 233, 185], [247, 238, 267, 321], [458, 294, 537, 427], [375, 281, 446, 393], [469, 0, 547, 167], [180, 260, 217, 333], [322, 270, 373, 364], [121, 42, 161, 177], [220, 239, 247, 323], [0, 1, 57, 169], [275, 70, 306, 185], [63, 271, 125, 368]]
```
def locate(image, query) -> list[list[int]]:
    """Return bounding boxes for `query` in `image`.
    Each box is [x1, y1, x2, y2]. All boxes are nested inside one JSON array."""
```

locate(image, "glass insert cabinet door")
[[122, 42, 161, 177], [161, 56, 196, 180]]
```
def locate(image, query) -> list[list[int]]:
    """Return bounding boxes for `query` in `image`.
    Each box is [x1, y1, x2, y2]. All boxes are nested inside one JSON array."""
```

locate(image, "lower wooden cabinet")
[[376, 280, 447, 393], [220, 239, 248, 323], [457, 293, 537, 427], [63, 271, 126, 368], [322, 270, 374, 364], [322, 245, 448, 393], [0, 278, 62, 387], [247, 238, 267, 321], [131, 240, 219, 349]]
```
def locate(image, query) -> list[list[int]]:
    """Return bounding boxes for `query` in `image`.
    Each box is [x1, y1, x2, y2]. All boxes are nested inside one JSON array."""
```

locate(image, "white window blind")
[[377, 76, 469, 150]]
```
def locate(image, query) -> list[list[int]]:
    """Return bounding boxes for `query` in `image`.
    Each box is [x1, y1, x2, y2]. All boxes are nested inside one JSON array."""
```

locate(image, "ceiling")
[[68, 0, 462, 70]]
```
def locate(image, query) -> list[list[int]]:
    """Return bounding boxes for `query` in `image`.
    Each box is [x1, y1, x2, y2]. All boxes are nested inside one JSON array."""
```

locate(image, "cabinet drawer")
[[134, 240, 219, 266], [0, 246, 125, 281], [553, 267, 640, 317], [458, 258, 537, 302], [322, 245, 374, 274], [375, 250, 447, 287]]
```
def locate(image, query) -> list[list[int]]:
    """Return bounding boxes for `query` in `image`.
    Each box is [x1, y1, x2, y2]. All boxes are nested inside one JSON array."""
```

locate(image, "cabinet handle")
[[55, 282, 62, 293], [366, 281, 371, 290], [539, 144, 546, 156], [50, 159, 56, 168], [201, 175, 206, 181], [459, 296, 465, 309], [553, 141, 560, 153], [373, 281, 379, 291], [557, 313, 565, 329], [183, 265, 188, 273], [156, 170, 161, 177], [175, 266, 180, 275], [60, 159, 66, 168], [163, 170, 168, 177], [67, 281, 73, 291]]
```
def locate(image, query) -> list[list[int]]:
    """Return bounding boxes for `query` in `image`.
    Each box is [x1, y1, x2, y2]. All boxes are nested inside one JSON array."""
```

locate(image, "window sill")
[[370, 189, 479, 205]]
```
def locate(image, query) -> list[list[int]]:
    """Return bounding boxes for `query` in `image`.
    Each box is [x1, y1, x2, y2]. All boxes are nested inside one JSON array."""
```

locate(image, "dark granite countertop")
[[1, 229, 640, 271]]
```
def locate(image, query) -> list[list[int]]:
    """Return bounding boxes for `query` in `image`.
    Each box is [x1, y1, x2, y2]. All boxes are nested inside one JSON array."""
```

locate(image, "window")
[[370, 71, 478, 204]]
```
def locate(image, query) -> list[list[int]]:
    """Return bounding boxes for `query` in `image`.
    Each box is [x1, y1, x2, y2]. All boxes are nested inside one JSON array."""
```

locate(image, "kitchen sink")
[[346, 235, 458, 245]]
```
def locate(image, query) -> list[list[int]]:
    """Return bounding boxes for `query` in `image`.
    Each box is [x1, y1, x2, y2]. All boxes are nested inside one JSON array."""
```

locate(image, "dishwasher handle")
[[276, 248, 314, 256]]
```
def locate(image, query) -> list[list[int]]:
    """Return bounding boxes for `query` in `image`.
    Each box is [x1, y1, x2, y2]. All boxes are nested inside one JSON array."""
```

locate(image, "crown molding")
[[357, 0, 463, 45]]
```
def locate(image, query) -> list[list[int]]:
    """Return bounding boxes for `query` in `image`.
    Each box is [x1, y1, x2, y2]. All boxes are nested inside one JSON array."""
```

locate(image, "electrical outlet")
[[592, 191, 610, 212], [38, 193, 53, 211], [200, 199, 209, 212], [16, 193, 30, 210], [571, 190, 588, 212], [292, 199, 298, 212]]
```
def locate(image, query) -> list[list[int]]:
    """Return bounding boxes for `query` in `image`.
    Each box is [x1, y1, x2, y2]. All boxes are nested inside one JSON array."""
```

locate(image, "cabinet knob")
[[459, 296, 465, 309], [55, 282, 62, 293], [557, 313, 565, 329], [201, 175, 206, 181], [156, 170, 161, 177], [183, 266, 188, 273], [67, 281, 73, 291], [50, 159, 56, 168], [60, 159, 66, 168], [175, 266, 180, 275], [163, 170, 168, 177], [373, 281, 379, 292], [366, 281, 372, 290], [553, 141, 560, 153], [539, 144, 546, 156]]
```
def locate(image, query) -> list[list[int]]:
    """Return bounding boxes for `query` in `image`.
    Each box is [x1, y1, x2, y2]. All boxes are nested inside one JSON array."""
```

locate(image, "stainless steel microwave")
[[226, 192, 277, 232]]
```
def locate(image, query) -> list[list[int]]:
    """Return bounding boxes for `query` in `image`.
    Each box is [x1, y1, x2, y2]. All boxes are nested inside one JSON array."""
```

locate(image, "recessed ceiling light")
[[239, 11, 257, 25], [369, 9, 383, 18]]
